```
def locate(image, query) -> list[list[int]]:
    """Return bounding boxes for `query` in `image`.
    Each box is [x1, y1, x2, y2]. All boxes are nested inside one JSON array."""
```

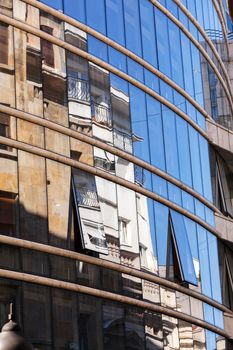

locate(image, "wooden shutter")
[[0, 22, 8, 65]]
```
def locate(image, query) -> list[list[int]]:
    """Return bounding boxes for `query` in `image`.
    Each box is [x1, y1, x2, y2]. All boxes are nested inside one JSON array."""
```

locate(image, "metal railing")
[[91, 102, 112, 127], [113, 129, 133, 153], [75, 186, 99, 208], [67, 76, 90, 102], [135, 165, 145, 186]]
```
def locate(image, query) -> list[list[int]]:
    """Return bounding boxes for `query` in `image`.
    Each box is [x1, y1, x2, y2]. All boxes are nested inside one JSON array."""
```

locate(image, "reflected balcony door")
[[67, 76, 90, 103]]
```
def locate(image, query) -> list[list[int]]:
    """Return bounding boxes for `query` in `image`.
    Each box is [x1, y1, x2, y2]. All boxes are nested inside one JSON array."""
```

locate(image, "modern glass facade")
[[0, 0, 232, 349]]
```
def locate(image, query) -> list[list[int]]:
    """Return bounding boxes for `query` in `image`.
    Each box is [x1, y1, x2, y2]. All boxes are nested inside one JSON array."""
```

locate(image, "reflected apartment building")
[[0, 0, 233, 349]]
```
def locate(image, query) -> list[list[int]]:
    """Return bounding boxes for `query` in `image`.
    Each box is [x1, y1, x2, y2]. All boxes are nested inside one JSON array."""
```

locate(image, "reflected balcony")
[[67, 76, 90, 102], [113, 128, 133, 153], [91, 102, 112, 127], [76, 186, 99, 208], [135, 165, 145, 187]]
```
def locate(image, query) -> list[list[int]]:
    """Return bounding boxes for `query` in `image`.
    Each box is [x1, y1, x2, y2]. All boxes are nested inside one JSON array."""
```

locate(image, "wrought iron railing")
[[134, 165, 145, 186], [91, 102, 112, 127], [113, 129, 133, 153], [75, 186, 99, 208], [67, 76, 90, 102]]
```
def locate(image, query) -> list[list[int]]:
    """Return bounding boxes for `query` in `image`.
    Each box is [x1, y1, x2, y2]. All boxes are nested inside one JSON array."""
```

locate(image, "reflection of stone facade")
[[0, 0, 232, 349]]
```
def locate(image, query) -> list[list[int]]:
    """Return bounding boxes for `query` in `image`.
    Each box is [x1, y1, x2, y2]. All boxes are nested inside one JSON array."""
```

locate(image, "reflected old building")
[[0, 0, 233, 349]]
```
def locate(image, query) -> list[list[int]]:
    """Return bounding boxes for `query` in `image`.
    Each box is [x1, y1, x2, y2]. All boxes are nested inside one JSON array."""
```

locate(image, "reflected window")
[[0, 22, 8, 65], [140, 245, 148, 269], [43, 72, 67, 105], [26, 48, 42, 84], [41, 26, 54, 68], [169, 210, 198, 286], [0, 113, 10, 151], [119, 219, 130, 245], [0, 192, 17, 236], [72, 170, 108, 255]]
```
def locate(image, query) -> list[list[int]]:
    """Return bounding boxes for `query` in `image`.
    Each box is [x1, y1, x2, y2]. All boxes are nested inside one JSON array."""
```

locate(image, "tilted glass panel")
[[197, 226, 212, 298], [72, 170, 108, 255], [207, 233, 222, 303], [170, 210, 198, 286]]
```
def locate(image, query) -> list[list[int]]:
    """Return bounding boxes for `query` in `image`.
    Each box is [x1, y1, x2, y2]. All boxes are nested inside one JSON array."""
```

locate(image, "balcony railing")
[[75, 186, 99, 208], [91, 102, 112, 127], [134, 165, 145, 186], [67, 76, 90, 102], [113, 129, 133, 153]]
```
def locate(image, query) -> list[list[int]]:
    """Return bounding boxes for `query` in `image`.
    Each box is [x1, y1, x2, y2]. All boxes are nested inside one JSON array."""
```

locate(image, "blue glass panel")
[[173, 90, 186, 113], [205, 207, 215, 226], [155, 9, 171, 77], [139, 0, 158, 67], [214, 308, 224, 329], [194, 199, 205, 220], [41, 0, 62, 10], [181, 32, 194, 98], [182, 191, 194, 213], [154, 201, 169, 267], [88, 36, 108, 61], [204, 303, 214, 324], [166, 0, 178, 17], [176, 117, 192, 187], [188, 126, 203, 195], [197, 225, 212, 298], [108, 47, 127, 72], [123, 0, 142, 56], [160, 81, 173, 103], [163, 109, 180, 179], [168, 20, 184, 87], [196, 111, 206, 130], [170, 210, 198, 285], [144, 69, 159, 93], [207, 233, 222, 303], [106, 0, 125, 45], [86, 0, 106, 34], [205, 331, 216, 350], [168, 183, 182, 205], [199, 135, 213, 202], [184, 218, 198, 260], [191, 45, 204, 106], [147, 198, 158, 259], [129, 85, 150, 163], [187, 102, 197, 122], [127, 58, 144, 83], [146, 96, 166, 171], [195, 0, 204, 28], [187, 0, 196, 18], [64, 0, 85, 22], [110, 74, 128, 94], [152, 174, 168, 198]]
